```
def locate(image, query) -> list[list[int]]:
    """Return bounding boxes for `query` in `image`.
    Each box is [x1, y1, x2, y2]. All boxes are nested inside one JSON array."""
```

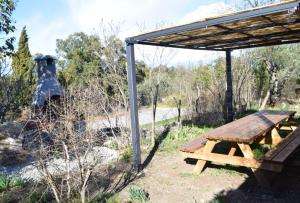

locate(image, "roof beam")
[[233, 39, 300, 50], [160, 18, 300, 45], [190, 29, 300, 49], [135, 41, 226, 51], [212, 33, 300, 49]]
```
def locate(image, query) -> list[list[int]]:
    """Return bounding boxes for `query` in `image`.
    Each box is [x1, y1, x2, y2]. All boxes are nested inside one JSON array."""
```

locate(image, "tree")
[[12, 26, 35, 107], [0, 0, 16, 56], [0, 55, 29, 122], [56, 32, 104, 86]]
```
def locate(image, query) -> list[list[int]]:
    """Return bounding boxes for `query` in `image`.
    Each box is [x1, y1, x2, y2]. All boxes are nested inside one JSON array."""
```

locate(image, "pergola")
[[125, 0, 300, 169]]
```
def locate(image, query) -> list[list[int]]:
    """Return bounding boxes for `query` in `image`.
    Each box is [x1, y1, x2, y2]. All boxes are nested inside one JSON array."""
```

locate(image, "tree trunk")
[[225, 50, 234, 123], [174, 97, 182, 129], [260, 89, 270, 110], [151, 84, 159, 145]]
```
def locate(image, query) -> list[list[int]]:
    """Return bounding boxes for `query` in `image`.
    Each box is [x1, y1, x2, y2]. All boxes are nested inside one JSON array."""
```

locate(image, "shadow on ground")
[[208, 148, 300, 203], [88, 125, 171, 202], [185, 111, 300, 203], [142, 126, 171, 169]]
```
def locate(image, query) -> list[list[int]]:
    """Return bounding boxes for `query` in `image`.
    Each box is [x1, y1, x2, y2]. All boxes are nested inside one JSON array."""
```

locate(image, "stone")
[[0, 122, 24, 139]]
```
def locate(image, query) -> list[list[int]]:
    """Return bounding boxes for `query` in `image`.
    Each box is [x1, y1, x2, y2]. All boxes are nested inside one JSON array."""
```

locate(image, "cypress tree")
[[12, 26, 35, 107]]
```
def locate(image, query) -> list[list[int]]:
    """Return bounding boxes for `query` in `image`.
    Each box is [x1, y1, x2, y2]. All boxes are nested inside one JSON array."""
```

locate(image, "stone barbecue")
[[32, 55, 64, 109]]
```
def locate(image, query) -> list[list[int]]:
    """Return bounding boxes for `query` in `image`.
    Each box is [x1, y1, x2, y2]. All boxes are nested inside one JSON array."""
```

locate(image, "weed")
[[251, 143, 272, 159], [208, 196, 225, 203], [89, 192, 120, 203], [128, 186, 149, 203], [0, 174, 11, 192], [11, 176, 27, 188], [159, 126, 213, 152], [106, 194, 122, 203], [141, 117, 177, 130], [209, 167, 242, 177], [26, 192, 48, 203], [179, 172, 198, 178], [121, 146, 133, 163]]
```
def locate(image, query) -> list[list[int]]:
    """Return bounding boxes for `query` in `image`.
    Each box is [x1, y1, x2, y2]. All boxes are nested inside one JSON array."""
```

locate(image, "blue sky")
[[12, 0, 237, 65]]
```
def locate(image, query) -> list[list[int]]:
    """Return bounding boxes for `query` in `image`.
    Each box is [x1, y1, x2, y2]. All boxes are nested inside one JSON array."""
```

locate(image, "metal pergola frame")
[[125, 1, 300, 170]]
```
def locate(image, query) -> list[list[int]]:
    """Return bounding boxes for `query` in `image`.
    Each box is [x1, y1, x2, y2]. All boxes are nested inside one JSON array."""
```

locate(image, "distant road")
[[88, 107, 187, 130]]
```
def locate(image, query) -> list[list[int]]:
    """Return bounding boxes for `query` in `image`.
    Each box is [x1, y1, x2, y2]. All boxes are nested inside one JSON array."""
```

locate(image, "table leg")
[[193, 140, 216, 174], [271, 128, 283, 145], [228, 143, 237, 156], [238, 143, 270, 187], [260, 128, 283, 145]]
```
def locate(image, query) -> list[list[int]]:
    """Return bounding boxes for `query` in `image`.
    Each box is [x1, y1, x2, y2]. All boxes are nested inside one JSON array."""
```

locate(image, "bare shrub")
[[27, 77, 128, 203]]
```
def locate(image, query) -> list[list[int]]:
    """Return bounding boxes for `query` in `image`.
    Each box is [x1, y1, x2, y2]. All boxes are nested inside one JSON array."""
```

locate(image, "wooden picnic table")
[[180, 110, 298, 184]]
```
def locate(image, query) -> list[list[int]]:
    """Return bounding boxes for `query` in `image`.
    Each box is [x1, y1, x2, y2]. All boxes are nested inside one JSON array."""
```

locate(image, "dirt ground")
[[118, 149, 300, 203]]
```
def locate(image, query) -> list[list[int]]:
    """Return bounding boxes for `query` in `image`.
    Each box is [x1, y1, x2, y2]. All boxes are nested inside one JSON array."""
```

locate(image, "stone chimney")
[[32, 55, 64, 109]]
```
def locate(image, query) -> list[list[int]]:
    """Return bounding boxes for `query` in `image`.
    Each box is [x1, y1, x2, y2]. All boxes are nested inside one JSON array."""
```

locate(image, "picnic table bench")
[[180, 110, 299, 184]]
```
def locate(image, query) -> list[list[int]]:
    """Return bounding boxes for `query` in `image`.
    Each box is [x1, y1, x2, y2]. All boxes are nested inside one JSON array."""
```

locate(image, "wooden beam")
[[181, 151, 282, 172], [238, 143, 274, 186], [228, 143, 237, 156], [271, 128, 283, 145], [193, 140, 216, 174]]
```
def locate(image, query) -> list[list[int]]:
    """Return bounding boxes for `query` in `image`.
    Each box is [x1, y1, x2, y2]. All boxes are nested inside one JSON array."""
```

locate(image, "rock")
[[22, 130, 54, 150], [0, 146, 119, 182], [0, 122, 24, 139], [0, 123, 29, 166], [0, 148, 29, 166], [0, 137, 22, 151], [0, 136, 28, 166]]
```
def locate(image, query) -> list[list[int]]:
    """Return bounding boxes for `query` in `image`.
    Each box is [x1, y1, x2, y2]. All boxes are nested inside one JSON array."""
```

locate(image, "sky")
[[12, 0, 238, 66]]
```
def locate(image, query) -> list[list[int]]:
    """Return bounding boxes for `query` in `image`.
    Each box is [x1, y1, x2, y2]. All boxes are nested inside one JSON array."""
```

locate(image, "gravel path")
[[88, 107, 187, 130], [0, 147, 119, 181]]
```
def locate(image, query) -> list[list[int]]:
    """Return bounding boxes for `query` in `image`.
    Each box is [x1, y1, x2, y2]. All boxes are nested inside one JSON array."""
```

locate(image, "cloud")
[[164, 1, 235, 65], [66, 0, 192, 36], [181, 1, 235, 24], [131, 1, 235, 65], [15, 0, 235, 65]]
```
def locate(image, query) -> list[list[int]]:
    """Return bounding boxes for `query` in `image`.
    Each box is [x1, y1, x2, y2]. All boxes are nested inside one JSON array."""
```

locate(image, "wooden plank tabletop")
[[204, 110, 296, 143]]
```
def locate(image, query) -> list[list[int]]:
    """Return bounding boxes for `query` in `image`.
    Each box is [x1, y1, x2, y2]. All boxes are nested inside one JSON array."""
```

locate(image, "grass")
[[251, 143, 272, 159], [0, 174, 27, 193], [25, 192, 49, 203], [128, 186, 150, 203], [207, 196, 225, 203], [159, 125, 213, 152], [105, 194, 122, 203], [0, 174, 11, 193], [208, 166, 243, 177], [140, 117, 178, 130], [120, 145, 133, 163]]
